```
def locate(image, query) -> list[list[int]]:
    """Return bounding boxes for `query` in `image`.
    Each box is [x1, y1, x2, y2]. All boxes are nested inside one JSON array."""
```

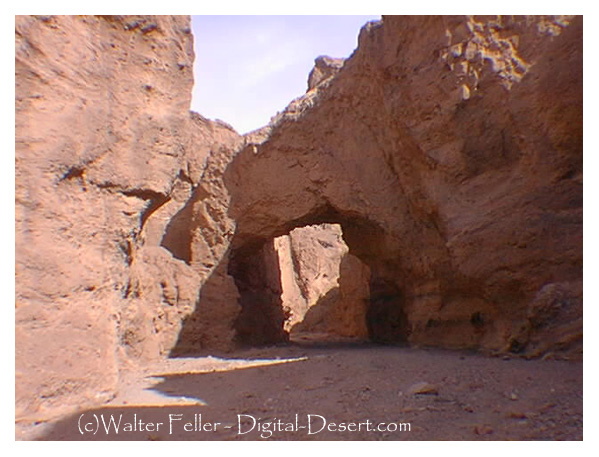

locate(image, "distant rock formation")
[[273, 224, 370, 339], [307, 55, 345, 91]]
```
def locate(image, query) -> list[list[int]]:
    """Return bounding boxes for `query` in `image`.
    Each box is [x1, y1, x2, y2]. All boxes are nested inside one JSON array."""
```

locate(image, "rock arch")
[[227, 208, 412, 346], [15, 14, 582, 425], [174, 15, 583, 355]]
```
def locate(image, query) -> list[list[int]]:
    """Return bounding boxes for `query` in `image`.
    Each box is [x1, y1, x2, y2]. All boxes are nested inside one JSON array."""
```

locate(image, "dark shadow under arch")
[[171, 203, 410, 355]]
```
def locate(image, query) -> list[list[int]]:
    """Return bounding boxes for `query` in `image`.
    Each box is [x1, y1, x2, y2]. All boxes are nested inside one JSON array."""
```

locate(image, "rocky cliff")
[[15, 15, 582, 424], [15, 15, 241, 421]]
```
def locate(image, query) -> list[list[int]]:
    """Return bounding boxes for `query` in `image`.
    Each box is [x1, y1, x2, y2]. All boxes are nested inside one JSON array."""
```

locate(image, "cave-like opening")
[[228, 217, 410, 347]]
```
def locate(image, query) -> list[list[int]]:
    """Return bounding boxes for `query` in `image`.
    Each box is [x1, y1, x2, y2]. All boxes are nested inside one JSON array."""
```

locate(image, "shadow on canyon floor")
[[35, 344, 582, 441]]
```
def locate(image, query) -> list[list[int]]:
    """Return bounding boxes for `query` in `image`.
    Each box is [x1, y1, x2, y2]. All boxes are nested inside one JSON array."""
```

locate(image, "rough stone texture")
[[223, 15, 582, 355], [15, 15, 242, 421], [277, 224, 346, 331], [273, 234, 307, 331], [164, 113, 243, 354], [307, 55, 345, 91], [273, 224, 370, 339]]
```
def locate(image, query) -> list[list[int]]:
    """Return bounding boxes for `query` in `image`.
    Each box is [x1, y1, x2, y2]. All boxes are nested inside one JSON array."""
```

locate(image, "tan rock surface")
[[274, 224, 370, 339], [15, 15, 241, 421], [307, 55, 345, 91]]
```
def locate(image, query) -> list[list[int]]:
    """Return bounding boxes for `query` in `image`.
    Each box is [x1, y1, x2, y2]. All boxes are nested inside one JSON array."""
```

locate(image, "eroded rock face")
[[15, 15, 242, 421], [277, 224, 346, 331], [223, 15, 582, 355], [273, 224, 370, 339], [307, 56, 345, 91]]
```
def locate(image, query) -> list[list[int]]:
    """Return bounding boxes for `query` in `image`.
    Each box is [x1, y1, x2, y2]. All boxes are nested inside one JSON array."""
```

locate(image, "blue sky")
[[191, 15, 380, 134]]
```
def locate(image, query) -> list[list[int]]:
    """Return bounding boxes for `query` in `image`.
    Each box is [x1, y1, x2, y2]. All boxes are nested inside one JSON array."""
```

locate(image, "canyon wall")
[[15, 15, 582, 424], [15, 15, 241, 421]]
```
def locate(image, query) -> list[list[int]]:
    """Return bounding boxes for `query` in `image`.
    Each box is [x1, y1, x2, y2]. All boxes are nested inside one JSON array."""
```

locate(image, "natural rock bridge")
[[15, 15, 582, 429]]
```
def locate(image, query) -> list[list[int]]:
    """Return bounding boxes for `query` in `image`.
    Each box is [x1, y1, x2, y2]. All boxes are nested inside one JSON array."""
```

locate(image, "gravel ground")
[[22, 341, 582, 441]]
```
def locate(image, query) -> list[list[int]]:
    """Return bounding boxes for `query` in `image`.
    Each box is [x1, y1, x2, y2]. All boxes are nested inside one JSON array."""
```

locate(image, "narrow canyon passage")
[[15, 15, 583, 442], [172, 211, 415, 355], [231, 223, 375, 346]]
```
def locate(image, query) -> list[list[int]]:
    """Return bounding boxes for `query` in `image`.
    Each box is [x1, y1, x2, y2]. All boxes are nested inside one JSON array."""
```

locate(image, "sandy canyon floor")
[[20, 336, 582, 441]]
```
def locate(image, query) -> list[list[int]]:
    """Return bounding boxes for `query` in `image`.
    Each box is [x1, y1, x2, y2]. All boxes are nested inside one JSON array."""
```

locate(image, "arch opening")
[[228, 217, 410, 347]]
